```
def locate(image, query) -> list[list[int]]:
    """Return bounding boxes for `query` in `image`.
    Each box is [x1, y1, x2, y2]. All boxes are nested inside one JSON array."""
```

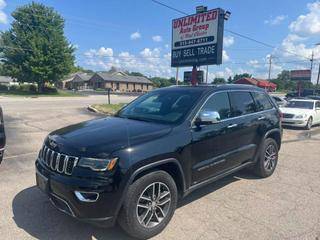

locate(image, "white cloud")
[[247, 59, 260, 68], [130, 31, 141, 40], [97, 47, 113, 57], [165, 44, 169, 49], [289, 2, 320, 35], [264, 15, 287, 25], [84, 47, 113, 58], [152, 35, 163, 42], [223, 36, 234, 47], [222, 50, 229, 62], [84, 47, 173, 78], [0, 0, 7, 24]]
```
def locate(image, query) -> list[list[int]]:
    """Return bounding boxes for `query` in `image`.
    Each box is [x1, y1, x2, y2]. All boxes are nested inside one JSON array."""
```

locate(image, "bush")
[[43, 85, 58, 93], [0, 85, 9, 91]]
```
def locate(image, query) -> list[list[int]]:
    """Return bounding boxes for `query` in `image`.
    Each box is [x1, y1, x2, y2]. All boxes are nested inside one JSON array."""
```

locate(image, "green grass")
[[91, 103, 126, 115], [0, 90, 84, 97]]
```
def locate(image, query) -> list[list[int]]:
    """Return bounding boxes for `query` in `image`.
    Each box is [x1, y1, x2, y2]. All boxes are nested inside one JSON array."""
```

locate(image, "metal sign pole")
[[176, 67, 179, 85], [191, 66, 197, 86]]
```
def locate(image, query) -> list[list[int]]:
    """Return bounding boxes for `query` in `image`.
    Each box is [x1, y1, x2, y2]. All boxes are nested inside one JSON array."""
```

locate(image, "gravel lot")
[[0, 95, 320, 240]]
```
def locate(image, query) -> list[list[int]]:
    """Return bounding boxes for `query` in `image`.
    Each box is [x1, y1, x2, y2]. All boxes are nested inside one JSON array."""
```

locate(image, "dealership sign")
[[290, 70, 311, 81], [171, 8, 225, 67]]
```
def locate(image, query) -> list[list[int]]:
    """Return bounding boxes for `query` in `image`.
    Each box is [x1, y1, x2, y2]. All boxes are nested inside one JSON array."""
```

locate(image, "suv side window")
[[229, 91, 256, 117], [200, 92, 231, 120], [252, 92, 273, 111]]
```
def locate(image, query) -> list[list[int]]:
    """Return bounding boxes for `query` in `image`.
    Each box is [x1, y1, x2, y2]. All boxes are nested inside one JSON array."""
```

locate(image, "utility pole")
[[175, 67, 179, 85], [317, 63, 320, 87], [268, 55, 272, 81], [310, 51, 314, 73], [206, 65, 209, 83]]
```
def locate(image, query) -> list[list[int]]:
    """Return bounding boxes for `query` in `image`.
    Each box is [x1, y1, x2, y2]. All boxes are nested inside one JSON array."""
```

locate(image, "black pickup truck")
[[0, 106, 5, 164]]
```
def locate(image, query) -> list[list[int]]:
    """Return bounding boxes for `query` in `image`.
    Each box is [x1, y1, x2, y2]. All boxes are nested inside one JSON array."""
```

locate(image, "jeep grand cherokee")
[[35, 85, 282, 239]]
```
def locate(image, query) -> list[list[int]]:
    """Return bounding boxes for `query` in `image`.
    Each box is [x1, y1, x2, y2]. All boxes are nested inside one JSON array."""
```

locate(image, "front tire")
[[118, 171, 178, 239], [305, 117, 313, 130], [253, 138, 279, 178]]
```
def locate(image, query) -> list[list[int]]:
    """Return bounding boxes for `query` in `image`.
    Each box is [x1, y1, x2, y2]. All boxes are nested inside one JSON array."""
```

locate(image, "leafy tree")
[[227, 76, 233, 84], [271, 70, 296, 91], [232, 73, 252, 82], [126, 71, 146, 77], [213, 77, 226, 84], [0, 2, 75, 92], [150, 77, 176, 88]]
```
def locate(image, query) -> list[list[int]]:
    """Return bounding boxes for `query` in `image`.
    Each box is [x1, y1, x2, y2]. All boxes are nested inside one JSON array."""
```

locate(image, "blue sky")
[[1, 0, 320, 82]]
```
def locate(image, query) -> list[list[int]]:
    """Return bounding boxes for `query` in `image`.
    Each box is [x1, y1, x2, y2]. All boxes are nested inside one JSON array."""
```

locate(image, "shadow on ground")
[[12, 170, 257, 240]]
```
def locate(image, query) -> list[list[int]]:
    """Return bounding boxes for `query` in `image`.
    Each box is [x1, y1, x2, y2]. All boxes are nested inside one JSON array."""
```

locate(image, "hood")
[[46, 117, 172, 157], [279, 107, 313, 115]]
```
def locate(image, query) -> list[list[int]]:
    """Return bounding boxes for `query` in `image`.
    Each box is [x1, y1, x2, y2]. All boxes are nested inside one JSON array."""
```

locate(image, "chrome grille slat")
[[39, 145, 78, 176]]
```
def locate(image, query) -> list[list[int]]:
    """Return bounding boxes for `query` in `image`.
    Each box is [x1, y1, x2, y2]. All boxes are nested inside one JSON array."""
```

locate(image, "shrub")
[[43, 85, 58, 93]]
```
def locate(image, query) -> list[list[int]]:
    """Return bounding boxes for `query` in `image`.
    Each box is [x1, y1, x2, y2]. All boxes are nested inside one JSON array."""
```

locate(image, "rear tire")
[[118, 170, 178, 239], [305, 117, 313, 130], [253, 138, 279, 178]]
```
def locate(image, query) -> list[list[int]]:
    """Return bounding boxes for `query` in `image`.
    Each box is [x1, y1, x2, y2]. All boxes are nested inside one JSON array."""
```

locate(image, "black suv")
[[35, 85, 282, 239], [0, 106, 5, 164]]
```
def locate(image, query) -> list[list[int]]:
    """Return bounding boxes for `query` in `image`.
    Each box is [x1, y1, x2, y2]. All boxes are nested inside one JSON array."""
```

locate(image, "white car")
[[280, 99, 320, 129]]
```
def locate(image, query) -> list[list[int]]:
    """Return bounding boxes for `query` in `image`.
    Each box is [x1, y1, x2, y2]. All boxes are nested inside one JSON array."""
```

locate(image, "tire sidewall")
[[120, 171, 178, 239], [306, 117, 313, 130], [258, 138, 279, 177]]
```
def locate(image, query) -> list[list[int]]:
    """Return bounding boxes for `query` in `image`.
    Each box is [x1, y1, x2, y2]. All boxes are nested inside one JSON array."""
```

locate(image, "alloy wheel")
[[264, 144, 277, 171], [136, 182, 171, 228]]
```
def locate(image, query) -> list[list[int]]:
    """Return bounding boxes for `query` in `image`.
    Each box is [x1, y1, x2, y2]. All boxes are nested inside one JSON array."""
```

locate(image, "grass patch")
[[0, 90, 84, 97], [91, 103, 126, 115]]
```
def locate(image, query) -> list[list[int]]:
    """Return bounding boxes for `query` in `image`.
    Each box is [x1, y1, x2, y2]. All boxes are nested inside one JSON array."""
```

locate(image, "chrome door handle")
[[227, 124, 238, 128], [258, 116, 266, 120]]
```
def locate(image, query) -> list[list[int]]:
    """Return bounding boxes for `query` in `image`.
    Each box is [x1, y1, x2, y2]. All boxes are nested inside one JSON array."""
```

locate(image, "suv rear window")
[[229, 91, 255, 117], [252, 92, 273, 111]]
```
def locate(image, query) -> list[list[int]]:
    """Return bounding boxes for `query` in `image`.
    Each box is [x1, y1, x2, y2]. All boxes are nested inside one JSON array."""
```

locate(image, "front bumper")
[[35, 159, 123, 228], [281, 118, 308, 127]]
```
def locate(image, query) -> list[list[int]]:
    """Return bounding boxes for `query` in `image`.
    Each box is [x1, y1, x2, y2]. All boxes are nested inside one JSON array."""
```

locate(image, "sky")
[[1, 0, 320, 83]]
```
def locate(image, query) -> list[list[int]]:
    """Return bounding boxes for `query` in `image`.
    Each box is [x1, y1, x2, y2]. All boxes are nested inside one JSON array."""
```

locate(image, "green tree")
[[213, 77, 226, 84], [0, 2, 75, 92], [232, 73, 252, 82]]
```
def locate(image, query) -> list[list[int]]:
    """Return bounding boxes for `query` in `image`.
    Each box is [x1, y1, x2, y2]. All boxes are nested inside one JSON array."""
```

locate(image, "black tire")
[[118, 170, 178, 239], [253, 138, 279, 178], [305, 117, 313, 130]]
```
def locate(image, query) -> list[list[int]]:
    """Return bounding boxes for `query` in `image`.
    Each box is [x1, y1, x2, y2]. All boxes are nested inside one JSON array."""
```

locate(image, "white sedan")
[[280, 99, 320, 130]]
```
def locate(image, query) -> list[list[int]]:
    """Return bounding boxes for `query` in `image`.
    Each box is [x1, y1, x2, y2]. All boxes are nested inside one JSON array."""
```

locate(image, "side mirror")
[[195, 111, 221, 126]]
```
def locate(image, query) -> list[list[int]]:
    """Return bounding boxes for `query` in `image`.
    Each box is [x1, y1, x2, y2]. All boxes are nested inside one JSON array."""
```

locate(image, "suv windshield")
[[286, 101, 314, 109], [117, 89, 204, 124]]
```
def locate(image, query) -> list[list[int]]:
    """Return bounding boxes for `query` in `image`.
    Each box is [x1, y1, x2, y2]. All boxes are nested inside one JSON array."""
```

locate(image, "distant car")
[[0, 107, 5, 164], [307, 95, 320, 100], [271, 96, 287, 107], [280, 99, 320, 129]]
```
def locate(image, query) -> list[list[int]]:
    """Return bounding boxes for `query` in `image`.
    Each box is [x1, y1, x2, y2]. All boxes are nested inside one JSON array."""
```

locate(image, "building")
[[234, 77, 277, 92], [89, 71, 153, 92], [70, 73, 93, 90], [0, 76, 15, 86]]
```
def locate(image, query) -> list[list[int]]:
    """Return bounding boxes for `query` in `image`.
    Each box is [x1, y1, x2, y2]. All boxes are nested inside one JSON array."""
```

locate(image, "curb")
[[87, 105, 100, 113]]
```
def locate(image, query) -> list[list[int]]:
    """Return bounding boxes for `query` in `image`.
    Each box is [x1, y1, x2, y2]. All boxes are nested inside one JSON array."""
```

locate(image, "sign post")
[[290, 70, 312, 97], [171, 7, 227, 85]]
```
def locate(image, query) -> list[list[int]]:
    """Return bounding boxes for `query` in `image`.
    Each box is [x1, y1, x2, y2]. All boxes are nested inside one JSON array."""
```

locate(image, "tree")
[[271, 70, 296, 91], [232, 73, 252, 82], [0, 2, 75, 92], [213, 77, 226, 84]]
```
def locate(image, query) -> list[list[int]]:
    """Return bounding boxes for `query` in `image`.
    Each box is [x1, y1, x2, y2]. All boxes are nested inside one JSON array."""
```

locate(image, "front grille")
[[283, 113, 294, 119], [39, 145, 78, 175]]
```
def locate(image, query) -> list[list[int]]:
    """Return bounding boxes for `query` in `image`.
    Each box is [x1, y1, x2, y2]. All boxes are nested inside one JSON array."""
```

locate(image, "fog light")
[[74, 191, 99, 202]]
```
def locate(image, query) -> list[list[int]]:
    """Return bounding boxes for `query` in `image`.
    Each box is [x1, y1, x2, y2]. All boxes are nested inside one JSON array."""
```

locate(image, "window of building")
[[126, 83, 129, 89], [229, 91, 256, 117]]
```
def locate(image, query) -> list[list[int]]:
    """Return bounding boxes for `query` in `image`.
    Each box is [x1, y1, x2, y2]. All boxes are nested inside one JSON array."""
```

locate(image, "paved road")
[[0, 95, 320, 240]]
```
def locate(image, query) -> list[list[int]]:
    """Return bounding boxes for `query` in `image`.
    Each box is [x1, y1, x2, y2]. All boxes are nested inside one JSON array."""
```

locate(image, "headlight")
[[295, 114, 307, 119], [78, 157, 118, 171]]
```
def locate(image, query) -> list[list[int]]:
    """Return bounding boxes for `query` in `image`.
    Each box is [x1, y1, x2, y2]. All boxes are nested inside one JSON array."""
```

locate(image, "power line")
[[150, 0, 311, 61], [150, 0, 189, 16]]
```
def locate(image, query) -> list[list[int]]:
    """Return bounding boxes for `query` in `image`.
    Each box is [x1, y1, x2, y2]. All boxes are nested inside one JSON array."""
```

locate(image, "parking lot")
[[0, 95, 320, 240]]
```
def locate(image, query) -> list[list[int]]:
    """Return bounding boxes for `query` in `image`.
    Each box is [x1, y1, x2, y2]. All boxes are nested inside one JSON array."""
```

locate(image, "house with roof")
[[70, 73, 93, 90], [0, 76, 15, 86], [234, 77, 277, 92], [89, 71, 153, 92]]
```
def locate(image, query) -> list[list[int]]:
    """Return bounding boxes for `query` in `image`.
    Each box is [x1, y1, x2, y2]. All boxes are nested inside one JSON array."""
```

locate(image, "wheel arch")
[[264, 129, 282, 150]]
